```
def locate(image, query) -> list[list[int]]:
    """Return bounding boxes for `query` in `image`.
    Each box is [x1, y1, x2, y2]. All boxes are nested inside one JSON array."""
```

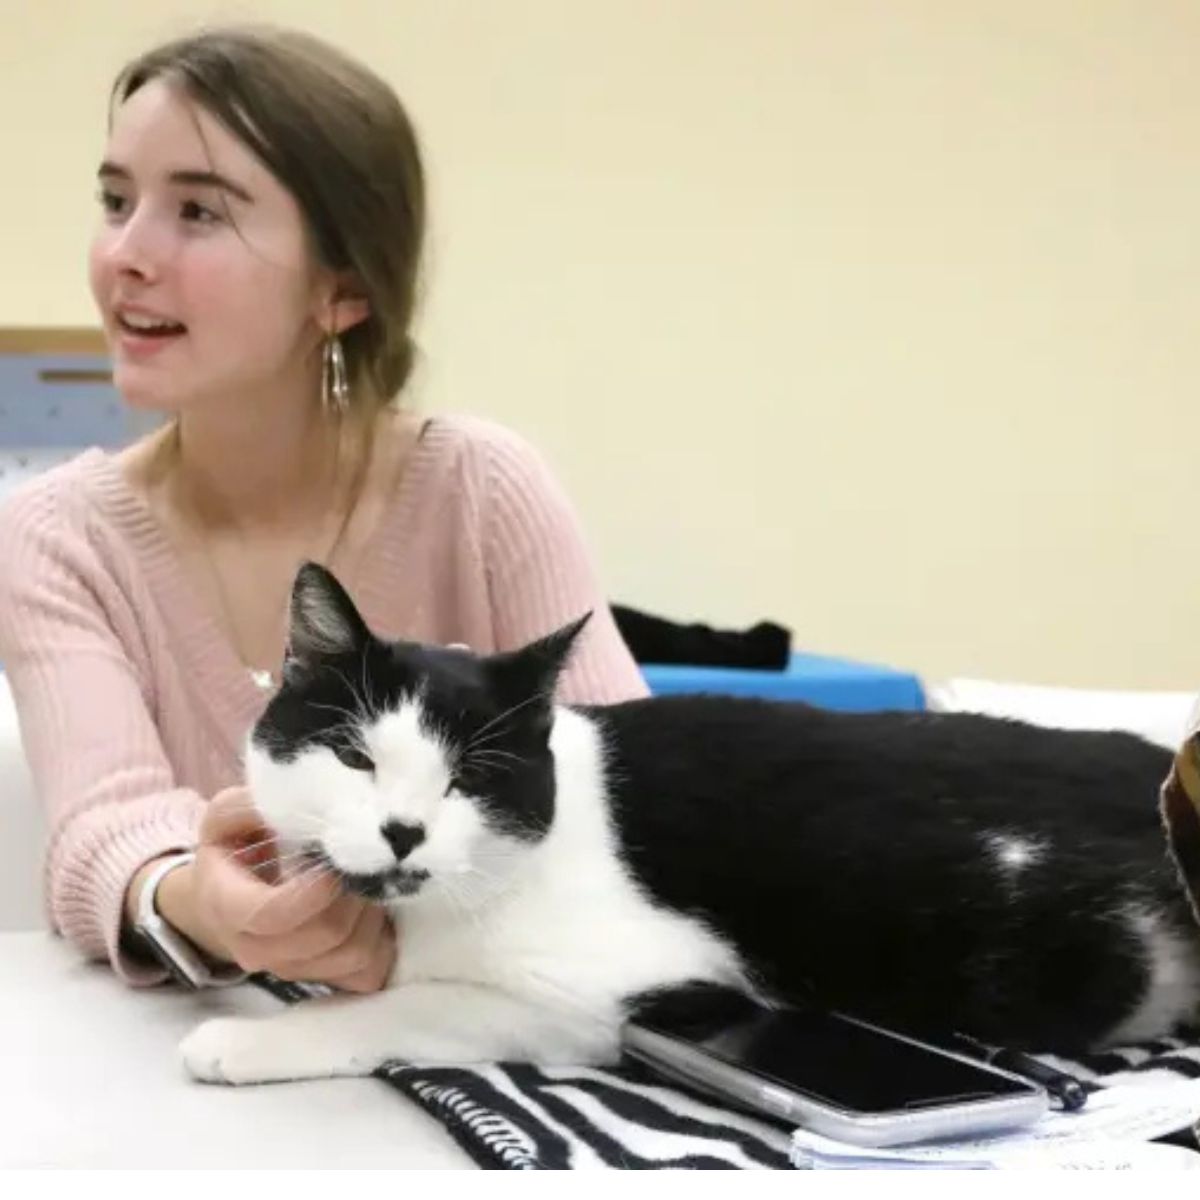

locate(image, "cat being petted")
[[181, 565, 1200, 1084]]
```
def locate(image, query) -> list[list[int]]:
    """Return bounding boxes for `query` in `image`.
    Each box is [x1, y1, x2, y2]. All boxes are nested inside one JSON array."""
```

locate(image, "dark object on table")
[[1161, 731, 1200, 926], [612, 603, 791, 670]]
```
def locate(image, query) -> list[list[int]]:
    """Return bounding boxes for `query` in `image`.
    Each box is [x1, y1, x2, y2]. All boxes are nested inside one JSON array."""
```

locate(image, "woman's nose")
[[104, 206, 166, 282]]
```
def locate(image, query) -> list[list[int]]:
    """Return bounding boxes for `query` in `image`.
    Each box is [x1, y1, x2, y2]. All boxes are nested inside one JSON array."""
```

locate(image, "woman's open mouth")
[[113, 307, 187, 352]]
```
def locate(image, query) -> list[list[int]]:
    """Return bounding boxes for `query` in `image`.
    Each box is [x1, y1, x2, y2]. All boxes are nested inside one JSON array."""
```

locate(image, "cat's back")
[[577, 694, 1174, 882], [571, 695, 1184, 1045], [584, 693, 1171, 814]]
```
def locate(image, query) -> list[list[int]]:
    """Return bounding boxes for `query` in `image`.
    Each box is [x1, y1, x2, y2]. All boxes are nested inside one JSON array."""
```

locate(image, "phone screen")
[[636, 1001, 1037, 1114]]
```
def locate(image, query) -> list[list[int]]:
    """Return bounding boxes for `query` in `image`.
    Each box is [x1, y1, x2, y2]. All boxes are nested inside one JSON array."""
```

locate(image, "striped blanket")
[[374, 1037, 1200, 1169], [251, 974, 1200, 1169]]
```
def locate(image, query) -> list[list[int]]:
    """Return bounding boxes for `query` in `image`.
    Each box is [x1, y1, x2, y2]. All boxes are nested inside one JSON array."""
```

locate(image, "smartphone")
[[622, 993, 1048, 1148]]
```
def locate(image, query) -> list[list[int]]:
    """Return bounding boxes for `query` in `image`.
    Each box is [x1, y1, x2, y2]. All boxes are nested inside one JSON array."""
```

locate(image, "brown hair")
[[111, 25, 426, 414]]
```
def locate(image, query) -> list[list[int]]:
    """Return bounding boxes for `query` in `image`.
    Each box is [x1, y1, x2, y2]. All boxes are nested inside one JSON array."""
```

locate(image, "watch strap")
[[134, 851, 246, 989]]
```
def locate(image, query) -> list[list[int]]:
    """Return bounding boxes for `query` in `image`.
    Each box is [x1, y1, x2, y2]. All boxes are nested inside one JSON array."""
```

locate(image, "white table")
[[0, 932, 471, 1168]]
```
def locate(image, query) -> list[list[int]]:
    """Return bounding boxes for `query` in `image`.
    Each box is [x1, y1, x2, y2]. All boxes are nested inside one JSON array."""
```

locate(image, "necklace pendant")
[[249, 668, 276, 692]]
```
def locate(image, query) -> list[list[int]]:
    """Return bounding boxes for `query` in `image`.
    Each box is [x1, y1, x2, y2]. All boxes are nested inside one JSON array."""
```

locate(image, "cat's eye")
[[334, 744, 375, 773], [447, 766, 484, 795]]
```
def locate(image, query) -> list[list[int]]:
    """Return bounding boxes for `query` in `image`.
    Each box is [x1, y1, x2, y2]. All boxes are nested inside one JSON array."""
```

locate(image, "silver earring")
[[322, 333, 350, 415]]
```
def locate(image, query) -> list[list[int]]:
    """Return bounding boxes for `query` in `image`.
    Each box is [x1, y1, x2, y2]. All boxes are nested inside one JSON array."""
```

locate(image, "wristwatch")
[[132, 851, 247, 989]]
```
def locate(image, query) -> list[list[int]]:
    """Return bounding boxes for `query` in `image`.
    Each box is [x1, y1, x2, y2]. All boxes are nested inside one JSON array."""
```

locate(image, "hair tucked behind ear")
[[111, 25, 426, 415]]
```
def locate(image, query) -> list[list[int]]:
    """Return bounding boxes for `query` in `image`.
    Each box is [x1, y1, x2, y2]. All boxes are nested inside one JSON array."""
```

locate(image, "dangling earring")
[[322, 332, 350, 416]]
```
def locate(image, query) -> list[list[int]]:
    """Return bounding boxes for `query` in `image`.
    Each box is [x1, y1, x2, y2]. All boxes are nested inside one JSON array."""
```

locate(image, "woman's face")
[[89, 78, 331, 416]]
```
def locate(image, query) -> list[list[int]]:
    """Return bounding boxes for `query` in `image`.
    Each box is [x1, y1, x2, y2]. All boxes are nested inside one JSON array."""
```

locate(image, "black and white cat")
[[181, 565, 1200, 1084]]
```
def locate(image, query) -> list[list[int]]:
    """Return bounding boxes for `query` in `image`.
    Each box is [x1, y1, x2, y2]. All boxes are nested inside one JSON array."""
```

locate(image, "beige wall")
[[4, 1, 1199, 688]]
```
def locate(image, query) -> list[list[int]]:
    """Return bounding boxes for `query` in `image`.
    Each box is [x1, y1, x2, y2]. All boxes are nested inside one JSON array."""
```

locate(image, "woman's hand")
[[127, 786, 396, 993]]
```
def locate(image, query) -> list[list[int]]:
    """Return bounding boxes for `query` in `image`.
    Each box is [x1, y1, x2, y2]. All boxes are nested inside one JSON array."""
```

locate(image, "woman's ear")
[[315, 272, 370, 336], [329, 295, 370, 334]]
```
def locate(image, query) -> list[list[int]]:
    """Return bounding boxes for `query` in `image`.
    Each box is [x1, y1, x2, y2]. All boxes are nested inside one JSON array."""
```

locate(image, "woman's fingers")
[[327, 906, 396, 993], [192, 785, 396, 991], [200, 785, 268, 844], [234, 890, 365, 967], [249, 900, 395, 992]]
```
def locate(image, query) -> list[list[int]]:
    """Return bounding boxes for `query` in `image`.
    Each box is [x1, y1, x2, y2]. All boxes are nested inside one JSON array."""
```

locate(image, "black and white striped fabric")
[[376, 1037, 1200, 1170], [377, 1059, 795, 1168], [250, 979, 1200, 1170]]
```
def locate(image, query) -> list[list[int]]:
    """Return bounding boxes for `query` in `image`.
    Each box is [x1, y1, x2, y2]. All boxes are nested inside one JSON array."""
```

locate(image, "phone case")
[[623, 1020, 1049, 1148]]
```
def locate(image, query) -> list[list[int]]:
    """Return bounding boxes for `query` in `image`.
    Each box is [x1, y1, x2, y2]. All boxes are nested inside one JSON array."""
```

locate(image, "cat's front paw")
[[181, 1017, 271, 1085], [181, 1015, 374, 1085], [181, 1015, 330, 1086]]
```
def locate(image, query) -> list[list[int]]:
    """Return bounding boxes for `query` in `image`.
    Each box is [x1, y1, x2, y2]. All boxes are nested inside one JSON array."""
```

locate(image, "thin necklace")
[[184, 430, 364, 693], [240, 506, 355, 692]]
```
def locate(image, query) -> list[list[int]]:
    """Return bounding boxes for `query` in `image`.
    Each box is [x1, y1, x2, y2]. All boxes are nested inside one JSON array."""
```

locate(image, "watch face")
[[133, 920, 202, 989], [155, 945, 201, 989]]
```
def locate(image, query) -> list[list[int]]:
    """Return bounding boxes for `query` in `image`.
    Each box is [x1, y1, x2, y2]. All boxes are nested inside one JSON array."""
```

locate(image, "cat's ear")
[[487, 612, 592, 719], [285, 562, 370, 669]]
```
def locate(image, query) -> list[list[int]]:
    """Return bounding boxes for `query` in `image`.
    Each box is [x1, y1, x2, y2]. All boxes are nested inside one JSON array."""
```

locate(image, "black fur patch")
[[588, 695, 1182, 1051]]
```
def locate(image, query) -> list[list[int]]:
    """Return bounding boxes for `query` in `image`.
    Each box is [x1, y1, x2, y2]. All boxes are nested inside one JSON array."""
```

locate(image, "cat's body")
[[180, 567, 1200, 1085], [596, 696, 1194, 1050]]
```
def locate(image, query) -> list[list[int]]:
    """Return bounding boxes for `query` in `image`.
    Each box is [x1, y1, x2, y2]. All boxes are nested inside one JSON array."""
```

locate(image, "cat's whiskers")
[[226, 816, 327, 859], [241, 857, 338, 927], [320, 661, 382, 729], [463, 692, 549, 752], [327, 726, 371, 757], [461, 745, 527, 767], [459, 725, 530, 758], [307, 699, 368, 730], [290, 860, 339, 901], [358, 648, 380, 725], [457, 727, 510, 755], [465, 746, 526, 765], [459, 750, 524, 777], [245, 847, 314, 878], [226, 834, 280, 859]]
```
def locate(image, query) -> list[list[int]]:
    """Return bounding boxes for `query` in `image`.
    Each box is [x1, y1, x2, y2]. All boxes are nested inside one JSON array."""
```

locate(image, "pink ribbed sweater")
[[0, 414, 647, 982]]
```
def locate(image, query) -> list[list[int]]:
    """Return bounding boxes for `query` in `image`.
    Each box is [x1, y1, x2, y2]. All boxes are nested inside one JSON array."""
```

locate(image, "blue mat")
[[642, 652, 924, 712]]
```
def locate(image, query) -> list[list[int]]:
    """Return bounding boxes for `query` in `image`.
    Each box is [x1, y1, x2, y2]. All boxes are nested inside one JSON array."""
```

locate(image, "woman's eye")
[[180, 198, 221, 224], [334, 745, 375, 773], [97, 188, 128, 218]]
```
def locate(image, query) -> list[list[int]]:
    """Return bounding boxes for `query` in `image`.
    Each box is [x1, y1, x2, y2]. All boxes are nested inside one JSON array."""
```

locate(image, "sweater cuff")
[[48, 790, 206, 987]]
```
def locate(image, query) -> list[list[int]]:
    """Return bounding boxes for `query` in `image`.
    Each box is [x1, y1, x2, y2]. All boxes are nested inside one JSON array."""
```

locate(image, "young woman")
[[0, 26, 645, 994]]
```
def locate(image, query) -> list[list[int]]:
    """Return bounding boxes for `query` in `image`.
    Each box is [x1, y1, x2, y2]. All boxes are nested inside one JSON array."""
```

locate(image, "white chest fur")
[[394, 707, 746, 1022]]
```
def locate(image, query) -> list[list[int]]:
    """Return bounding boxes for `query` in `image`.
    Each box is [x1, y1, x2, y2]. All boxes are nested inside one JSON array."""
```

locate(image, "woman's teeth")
[[118, 313, 185, 336]]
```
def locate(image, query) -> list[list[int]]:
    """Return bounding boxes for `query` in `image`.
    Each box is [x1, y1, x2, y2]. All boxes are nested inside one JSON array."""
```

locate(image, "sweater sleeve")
[[479, 426, 648, 705], [0, 486, 204, 984]]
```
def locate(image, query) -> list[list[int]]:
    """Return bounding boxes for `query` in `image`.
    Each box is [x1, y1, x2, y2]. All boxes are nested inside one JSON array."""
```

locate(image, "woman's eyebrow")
[[97, 160, 255, 204]]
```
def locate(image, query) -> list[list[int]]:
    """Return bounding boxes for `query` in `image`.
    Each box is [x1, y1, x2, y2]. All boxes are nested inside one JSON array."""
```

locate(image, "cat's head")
[[246, 563, 590, 906]]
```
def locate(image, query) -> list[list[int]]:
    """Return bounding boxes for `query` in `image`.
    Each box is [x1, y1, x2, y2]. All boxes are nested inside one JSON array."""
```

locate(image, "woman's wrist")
[[125, 856, 231, 964]]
